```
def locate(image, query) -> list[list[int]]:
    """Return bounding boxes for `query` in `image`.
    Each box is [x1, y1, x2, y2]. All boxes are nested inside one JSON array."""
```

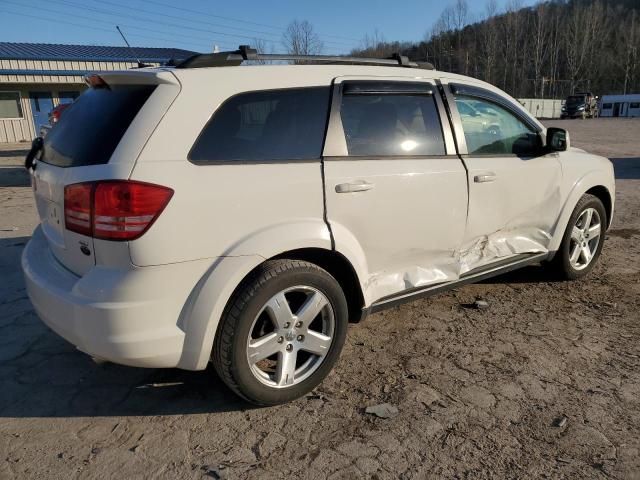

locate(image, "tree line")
[[347, 0, 639, 99]]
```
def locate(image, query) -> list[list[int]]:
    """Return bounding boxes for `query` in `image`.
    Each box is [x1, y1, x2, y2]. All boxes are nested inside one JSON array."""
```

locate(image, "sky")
[[0, 0, 535, 55]]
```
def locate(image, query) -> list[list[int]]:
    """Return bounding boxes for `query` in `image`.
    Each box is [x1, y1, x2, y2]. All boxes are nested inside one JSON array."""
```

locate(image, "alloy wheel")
[[569, 207, 602, 271], [246, 286, 335, 388]]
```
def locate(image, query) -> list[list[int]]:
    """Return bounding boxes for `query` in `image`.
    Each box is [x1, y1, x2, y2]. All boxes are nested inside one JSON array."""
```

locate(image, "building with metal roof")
[[0, 42, 197, 143]]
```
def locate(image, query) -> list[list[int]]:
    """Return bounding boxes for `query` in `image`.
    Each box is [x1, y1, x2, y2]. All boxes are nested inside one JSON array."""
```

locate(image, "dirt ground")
[[1, 118, 639, 479]]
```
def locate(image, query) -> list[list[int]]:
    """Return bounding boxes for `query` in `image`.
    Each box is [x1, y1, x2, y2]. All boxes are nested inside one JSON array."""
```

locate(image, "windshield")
[[40, 84, 156, 167], [566, 96, 585, 106]]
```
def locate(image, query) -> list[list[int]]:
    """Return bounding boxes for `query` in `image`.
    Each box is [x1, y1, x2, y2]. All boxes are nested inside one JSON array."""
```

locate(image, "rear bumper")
[[22, 226, 210, 369]]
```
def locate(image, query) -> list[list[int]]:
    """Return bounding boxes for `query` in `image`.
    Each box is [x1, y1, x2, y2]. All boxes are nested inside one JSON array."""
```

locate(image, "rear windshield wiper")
[[25, 137, 43, 171]]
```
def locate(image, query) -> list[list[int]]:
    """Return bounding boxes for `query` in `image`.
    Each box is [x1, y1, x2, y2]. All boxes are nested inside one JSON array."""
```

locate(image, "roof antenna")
[[116, 25, 146, 68]]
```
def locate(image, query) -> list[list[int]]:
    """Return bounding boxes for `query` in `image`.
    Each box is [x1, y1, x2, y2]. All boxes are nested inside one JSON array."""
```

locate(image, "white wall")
[[518, 98, 564, 119]]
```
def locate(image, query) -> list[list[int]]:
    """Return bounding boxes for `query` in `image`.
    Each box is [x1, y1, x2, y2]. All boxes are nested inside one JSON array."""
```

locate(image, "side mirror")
[[547, 127, 570, 151]]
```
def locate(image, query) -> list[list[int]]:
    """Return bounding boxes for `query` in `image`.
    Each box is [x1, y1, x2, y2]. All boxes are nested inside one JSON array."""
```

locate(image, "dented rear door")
[[323, 77, 468, 303]]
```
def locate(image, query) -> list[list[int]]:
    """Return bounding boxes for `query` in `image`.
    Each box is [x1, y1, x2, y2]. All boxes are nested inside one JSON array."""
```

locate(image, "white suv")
[[21, 48, 615, 405]]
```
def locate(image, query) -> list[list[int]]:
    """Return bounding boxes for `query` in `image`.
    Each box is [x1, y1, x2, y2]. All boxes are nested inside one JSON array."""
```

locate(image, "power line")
[[138, 0, 362, 43], [5, 1, 236, 50], [40, 0, 345, 53], [43, 0, 282, 46], [95, 0, 283, 42], [83, 0, 355, 49], [15, 0, 236, 49], [0, 8, 226, 52]]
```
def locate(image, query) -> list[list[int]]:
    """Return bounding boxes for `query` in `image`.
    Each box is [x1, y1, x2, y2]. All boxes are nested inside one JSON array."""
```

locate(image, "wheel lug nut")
[[284, 322, 290, 329], [286, 344, 293, 352], [295, 321, 302, 328], [297, 335, 304, 342], [277, 336, 284, 343]]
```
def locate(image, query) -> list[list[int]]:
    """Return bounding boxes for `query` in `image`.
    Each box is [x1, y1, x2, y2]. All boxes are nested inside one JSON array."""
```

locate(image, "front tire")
[[552, 194, 606, 280], [212, 259, 348, 406]]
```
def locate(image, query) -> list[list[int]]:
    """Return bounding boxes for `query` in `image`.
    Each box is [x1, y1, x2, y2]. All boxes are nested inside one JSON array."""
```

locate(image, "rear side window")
[[340, 83, 445, 156], [189, 87, 331, 163], [41, 84, 156, 167]]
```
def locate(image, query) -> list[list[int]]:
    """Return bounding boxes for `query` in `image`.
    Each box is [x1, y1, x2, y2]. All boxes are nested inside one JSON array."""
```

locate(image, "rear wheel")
[[551, 194, 606, 280], [212, 259, 348, 405]]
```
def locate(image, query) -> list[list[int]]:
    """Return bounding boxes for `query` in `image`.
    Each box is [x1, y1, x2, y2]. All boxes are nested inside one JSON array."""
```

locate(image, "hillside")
[[352, 0, 640, 98]]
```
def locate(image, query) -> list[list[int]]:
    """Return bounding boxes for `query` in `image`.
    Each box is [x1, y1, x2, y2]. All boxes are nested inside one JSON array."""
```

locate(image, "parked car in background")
[[21, 47, 615, 405], [39, 102, 72, 138], [561, 92, 599, 119]]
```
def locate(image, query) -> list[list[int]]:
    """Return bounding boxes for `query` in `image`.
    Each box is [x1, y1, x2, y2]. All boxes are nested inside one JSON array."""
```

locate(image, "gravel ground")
[[1, 118, 639, 479]]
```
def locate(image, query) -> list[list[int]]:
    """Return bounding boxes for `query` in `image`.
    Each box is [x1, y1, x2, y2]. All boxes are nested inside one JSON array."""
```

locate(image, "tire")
[[551, 194, 607, 280], [212, 259, 349, 406]]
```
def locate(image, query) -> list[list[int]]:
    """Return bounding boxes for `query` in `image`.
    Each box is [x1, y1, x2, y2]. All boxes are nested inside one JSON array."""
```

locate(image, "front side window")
[[0, 92, 23, 118], [189, 87, 330, 162], [340, 86, 445, 156], [454, 95, 539, 156]]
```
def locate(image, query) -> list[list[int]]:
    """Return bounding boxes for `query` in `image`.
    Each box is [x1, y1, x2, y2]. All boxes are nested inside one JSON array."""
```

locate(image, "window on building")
[[58, 91, 80, 105], [0, 92, 23, 118], [602, 103, 612, 110], [340, 83, 445, 156], [189, 87, 331, 162]]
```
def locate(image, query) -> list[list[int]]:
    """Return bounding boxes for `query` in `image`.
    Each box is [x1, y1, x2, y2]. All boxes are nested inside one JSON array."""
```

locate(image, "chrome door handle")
[[335, 181, 375, 193], [474, 173, 497, 183]]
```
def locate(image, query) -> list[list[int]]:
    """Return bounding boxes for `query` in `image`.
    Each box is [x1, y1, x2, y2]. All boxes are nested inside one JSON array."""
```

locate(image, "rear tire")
[[212, 259, 348, 406], [550, 194, 606, 280]]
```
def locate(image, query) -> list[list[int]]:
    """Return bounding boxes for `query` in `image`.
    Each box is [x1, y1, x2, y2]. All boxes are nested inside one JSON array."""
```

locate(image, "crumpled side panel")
[[457, 228, 551, 275], [363, 229, 550, 303]]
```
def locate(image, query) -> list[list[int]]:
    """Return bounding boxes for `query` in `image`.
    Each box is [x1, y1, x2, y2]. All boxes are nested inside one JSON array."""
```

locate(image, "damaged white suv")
[[22, 47, 615, 405]]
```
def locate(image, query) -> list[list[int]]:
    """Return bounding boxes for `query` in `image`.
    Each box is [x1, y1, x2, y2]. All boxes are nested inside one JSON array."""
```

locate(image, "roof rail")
[[175, 45, 434, 70]]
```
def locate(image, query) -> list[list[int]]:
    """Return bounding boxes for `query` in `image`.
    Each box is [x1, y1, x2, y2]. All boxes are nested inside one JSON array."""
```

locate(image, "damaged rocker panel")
[[368, 252, 551, 314]]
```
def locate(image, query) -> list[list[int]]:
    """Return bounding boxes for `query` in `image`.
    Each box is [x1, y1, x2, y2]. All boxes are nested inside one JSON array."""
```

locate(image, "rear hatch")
[[30, 70, 180, 275]]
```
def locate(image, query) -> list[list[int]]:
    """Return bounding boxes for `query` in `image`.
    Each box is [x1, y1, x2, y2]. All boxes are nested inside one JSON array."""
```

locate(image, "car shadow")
[[0, 166, 30, 187], [610, 157, 640, 179], [479, 263, 562, 284], [0, 236, 251, 418]]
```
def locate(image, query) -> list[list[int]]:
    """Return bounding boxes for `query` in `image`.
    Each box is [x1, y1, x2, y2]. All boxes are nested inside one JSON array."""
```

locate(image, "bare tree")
[[530, 3, 549, 97], [282, 20, 323, 56], [565, 2, 603, 92], [360, 29, 389, 57], [622, 10, 638, 94], [479, 0, 499, 83], [349, 0, 640, 97]]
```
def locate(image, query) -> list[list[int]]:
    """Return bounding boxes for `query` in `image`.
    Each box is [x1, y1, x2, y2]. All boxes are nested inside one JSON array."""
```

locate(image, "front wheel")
[[212, 259, 348, 405], [551, 194, 606, 280]]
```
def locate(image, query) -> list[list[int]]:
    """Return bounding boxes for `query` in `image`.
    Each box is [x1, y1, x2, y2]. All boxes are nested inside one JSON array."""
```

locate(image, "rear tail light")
[[64, 181, 173, 241]]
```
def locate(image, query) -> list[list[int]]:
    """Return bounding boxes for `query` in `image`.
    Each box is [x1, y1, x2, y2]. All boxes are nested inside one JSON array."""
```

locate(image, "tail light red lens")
[[64, 183, 92, 236], [64, 181, 173, 241]]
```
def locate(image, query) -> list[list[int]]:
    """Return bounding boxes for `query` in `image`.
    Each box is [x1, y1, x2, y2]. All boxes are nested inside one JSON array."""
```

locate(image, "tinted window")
[[0, 92, 22, 118], [630, 103, 640, 109], [190, 87, 330, 162], [602, 103, 612, 109], [41, 85, 155, 167], [454, 95, 539, 156], [340, 92, 445, 156]]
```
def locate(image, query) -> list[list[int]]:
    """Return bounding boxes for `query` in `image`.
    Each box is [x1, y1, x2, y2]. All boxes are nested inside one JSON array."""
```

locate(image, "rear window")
[[41, 84, 156, 167], [189, 87, 330, 163]]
